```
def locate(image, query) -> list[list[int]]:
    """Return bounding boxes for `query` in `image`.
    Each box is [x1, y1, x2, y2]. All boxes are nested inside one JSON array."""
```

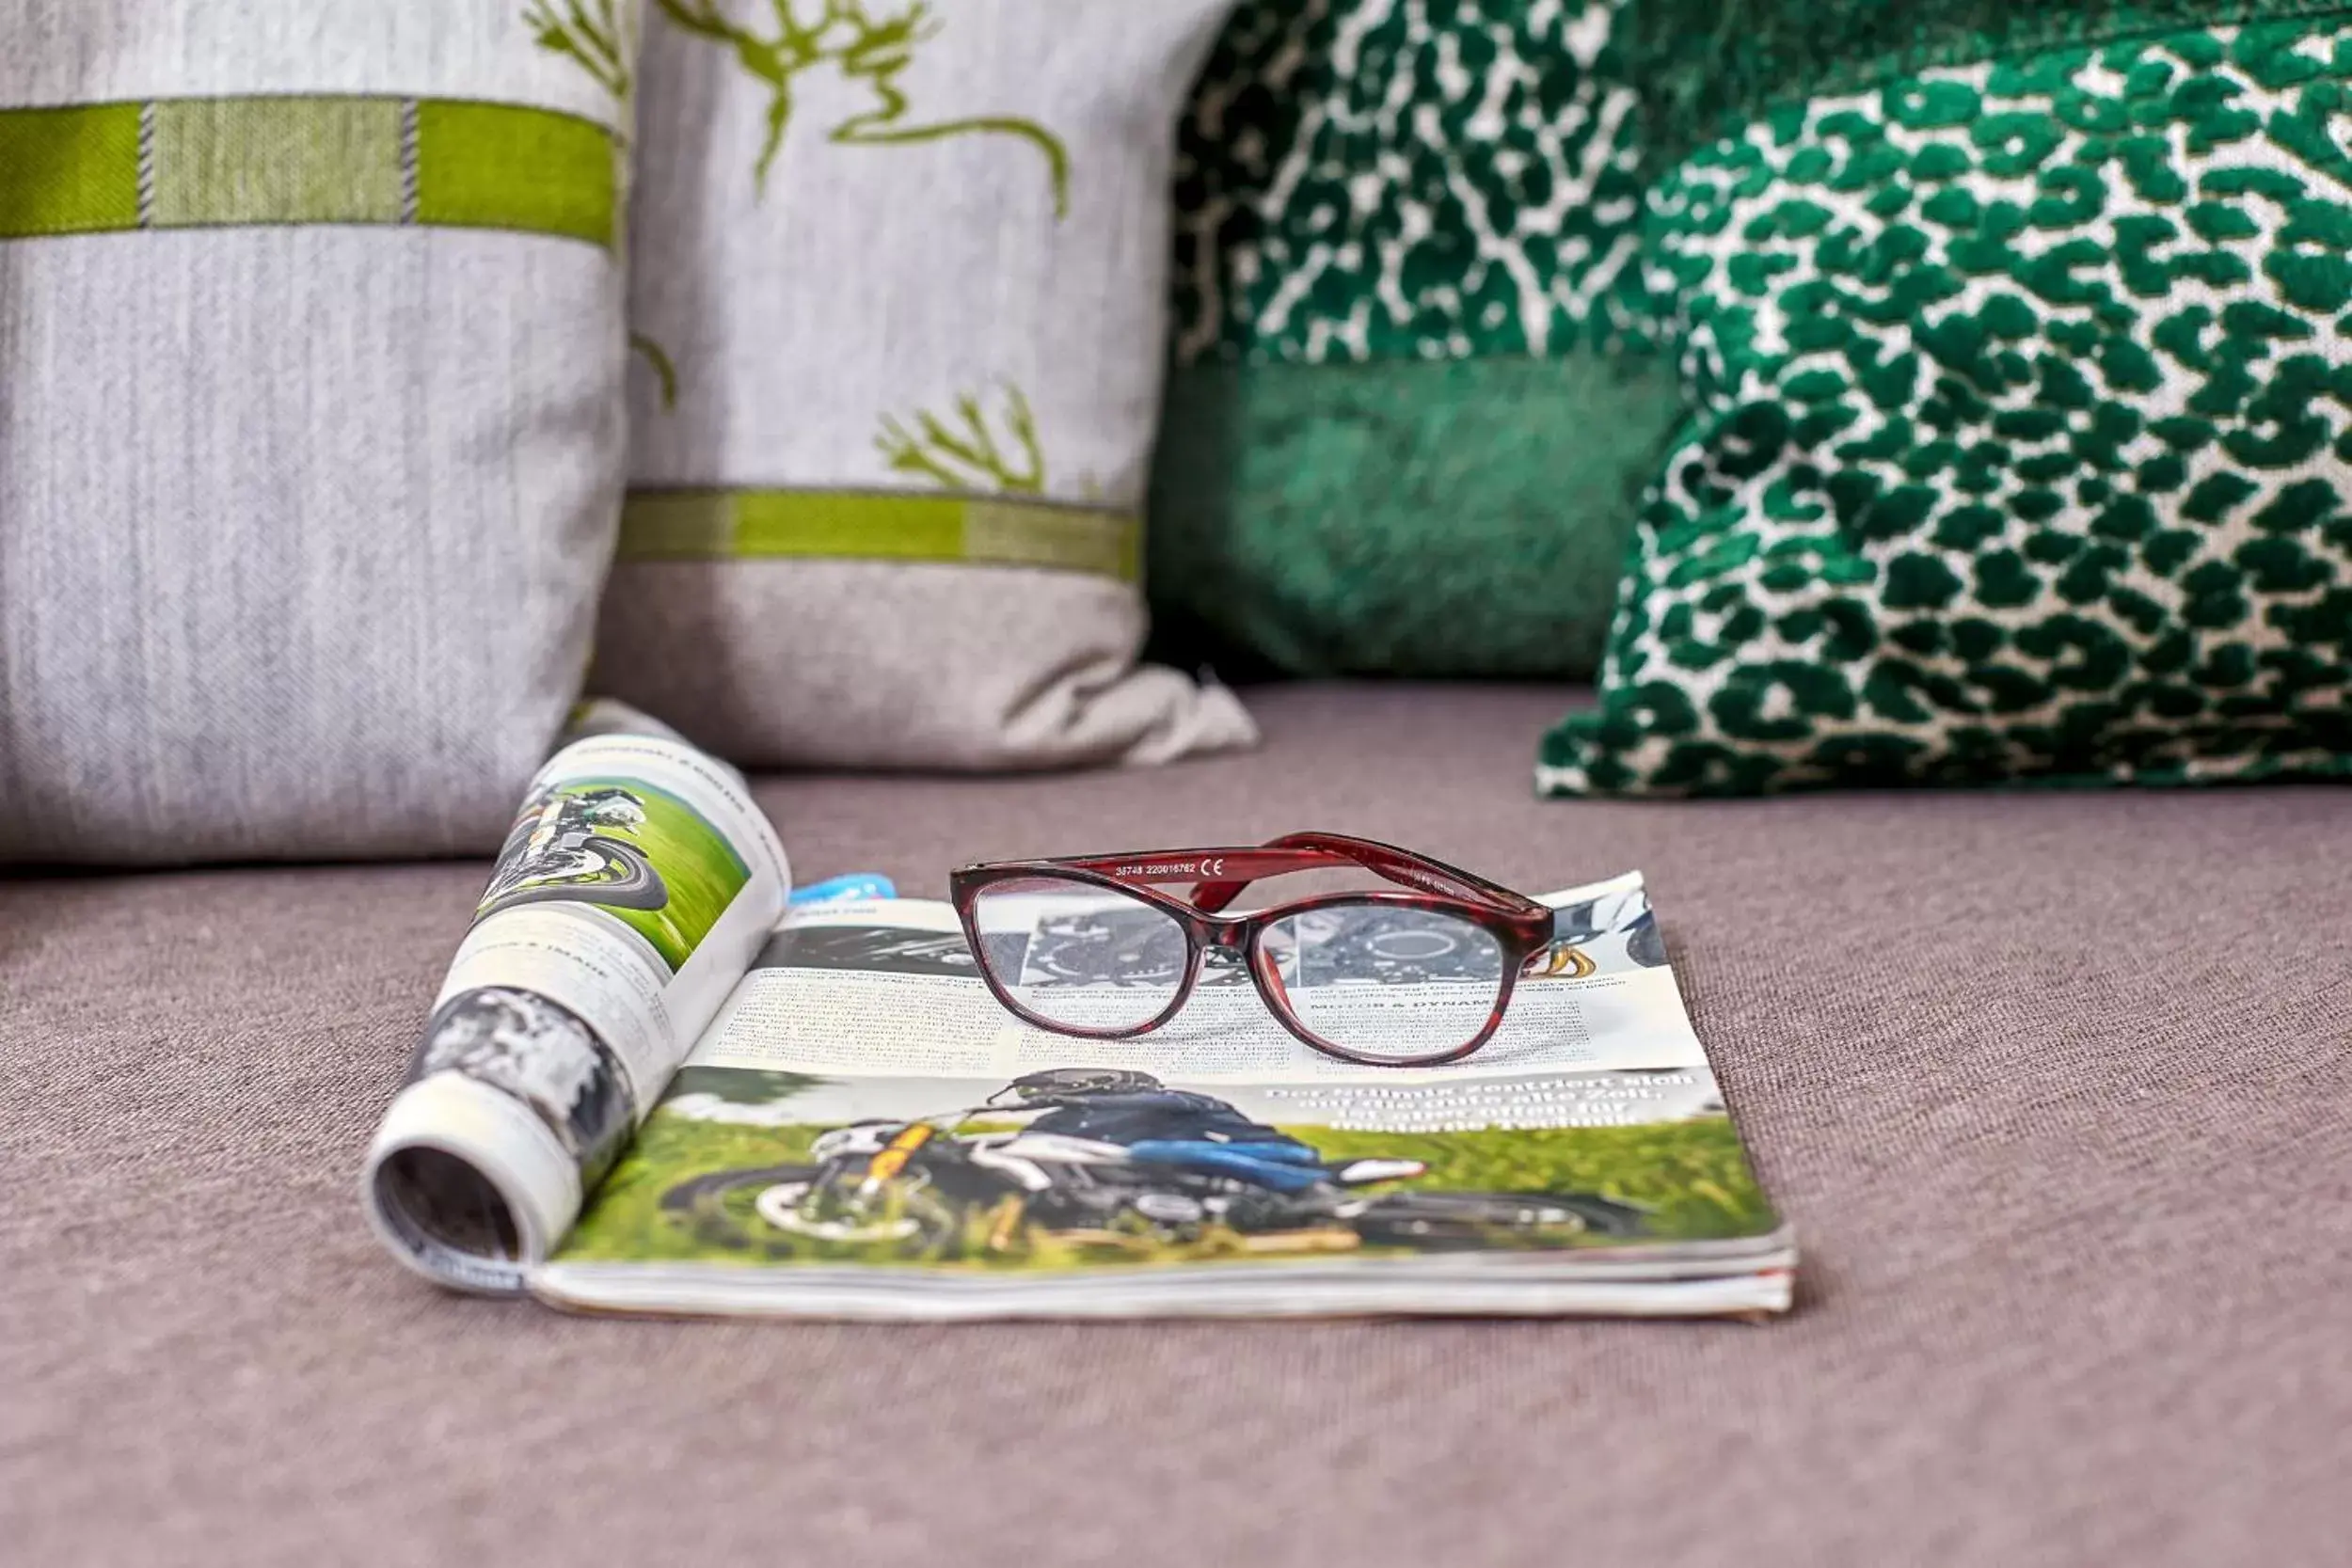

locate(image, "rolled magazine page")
[[362, 715, 790, 1293]]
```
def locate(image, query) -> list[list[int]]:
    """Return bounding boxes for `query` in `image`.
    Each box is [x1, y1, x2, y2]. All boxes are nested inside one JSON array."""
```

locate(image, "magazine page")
[[538, 875, 1793, 1318], [361, 718, 789, 1294]]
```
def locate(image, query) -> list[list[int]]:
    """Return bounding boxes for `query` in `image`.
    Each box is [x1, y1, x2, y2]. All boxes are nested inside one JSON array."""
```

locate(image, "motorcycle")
[[477, 786, 669, 918], [659, 1111, 1650, 1258]]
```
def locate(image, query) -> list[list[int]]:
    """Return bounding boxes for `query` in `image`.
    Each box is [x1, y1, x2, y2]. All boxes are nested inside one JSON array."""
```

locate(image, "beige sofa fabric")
[[7, 685, 2345, 1565]]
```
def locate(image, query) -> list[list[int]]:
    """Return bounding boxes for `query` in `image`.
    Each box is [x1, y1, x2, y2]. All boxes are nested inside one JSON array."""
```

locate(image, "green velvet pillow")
[[1149, 0, 1680, 680], [1542, 4, 2352, 794]]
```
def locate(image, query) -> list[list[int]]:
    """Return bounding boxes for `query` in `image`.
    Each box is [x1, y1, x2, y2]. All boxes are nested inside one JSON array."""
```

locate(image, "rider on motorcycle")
[[983, 1068, 1416, 1195], [515, 785, 650, 876], [530, 785, 646, 854]]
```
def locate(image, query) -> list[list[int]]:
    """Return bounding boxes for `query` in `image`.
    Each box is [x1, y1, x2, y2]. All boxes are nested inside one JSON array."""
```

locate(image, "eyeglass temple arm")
[[1055, 847, 1355, 908], [1190, 833, 1526, 915], [1049, 836, 1529, 918]]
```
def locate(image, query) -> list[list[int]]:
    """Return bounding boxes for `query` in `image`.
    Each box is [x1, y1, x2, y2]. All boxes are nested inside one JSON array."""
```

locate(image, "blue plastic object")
[[788, 873, 898, 906]]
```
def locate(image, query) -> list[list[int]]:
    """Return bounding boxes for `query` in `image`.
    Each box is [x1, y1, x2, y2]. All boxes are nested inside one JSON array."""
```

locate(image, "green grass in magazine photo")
[[477, 777, 752, 971], [556, 1065, 1780, 1273]]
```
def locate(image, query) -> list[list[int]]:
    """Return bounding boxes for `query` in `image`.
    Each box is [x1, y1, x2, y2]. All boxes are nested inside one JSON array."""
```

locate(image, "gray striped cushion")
[[0, 3, 634, 863]]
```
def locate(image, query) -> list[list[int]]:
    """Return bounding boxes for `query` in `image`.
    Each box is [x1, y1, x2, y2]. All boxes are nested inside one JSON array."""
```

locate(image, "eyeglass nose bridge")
[[1200, 931, 1251, 966]]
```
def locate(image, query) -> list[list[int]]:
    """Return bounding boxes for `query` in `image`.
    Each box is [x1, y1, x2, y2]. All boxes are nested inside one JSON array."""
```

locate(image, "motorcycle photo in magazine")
[[358, 720, 1792, 1319], [528, 879, 1796, 1321]]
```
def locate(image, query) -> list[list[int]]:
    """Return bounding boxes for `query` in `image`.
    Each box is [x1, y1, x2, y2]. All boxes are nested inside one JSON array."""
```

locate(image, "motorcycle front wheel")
[[655, 1162, 820, 1249], [755, 1180, 960, 1250], [660, 1163, 820, 1214]]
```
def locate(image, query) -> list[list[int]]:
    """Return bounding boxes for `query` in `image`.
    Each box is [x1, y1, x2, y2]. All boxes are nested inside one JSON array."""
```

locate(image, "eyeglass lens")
[[968, 876, 1193, 1032], [971, 875, 1508, 1060], [1259, 904, 1506, 1062]]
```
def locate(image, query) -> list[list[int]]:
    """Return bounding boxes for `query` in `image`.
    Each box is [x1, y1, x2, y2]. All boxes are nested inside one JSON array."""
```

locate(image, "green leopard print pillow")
[[1541, 6, 2352, 795]]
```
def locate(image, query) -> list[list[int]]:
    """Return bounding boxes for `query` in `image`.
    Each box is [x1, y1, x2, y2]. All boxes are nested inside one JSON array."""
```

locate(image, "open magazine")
[[363, 723, 1795, 1319]]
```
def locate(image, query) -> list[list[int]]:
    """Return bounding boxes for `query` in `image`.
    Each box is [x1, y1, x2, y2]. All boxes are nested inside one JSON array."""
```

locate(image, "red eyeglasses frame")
[[947, 830, 1557, 1068]]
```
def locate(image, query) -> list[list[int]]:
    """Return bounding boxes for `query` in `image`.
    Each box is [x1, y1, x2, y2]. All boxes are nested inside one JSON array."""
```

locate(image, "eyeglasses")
[[948, 831, 1557, 1069]]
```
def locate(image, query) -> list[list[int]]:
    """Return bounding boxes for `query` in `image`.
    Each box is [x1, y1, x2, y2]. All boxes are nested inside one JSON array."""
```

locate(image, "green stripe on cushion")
[[734, 491, 967, 562], [0, 103, 141, 235], [0, 95, 613, 245], [964, 500, 1140, 578], [619, 490, 1142, 582], [414, 99, 613, 246], [614, 491, 741, 558], [149, 97, 406, 226]]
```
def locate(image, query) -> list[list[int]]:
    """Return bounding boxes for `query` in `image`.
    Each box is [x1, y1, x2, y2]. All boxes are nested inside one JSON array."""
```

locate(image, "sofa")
[[8, 681, 2346, 1566]]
